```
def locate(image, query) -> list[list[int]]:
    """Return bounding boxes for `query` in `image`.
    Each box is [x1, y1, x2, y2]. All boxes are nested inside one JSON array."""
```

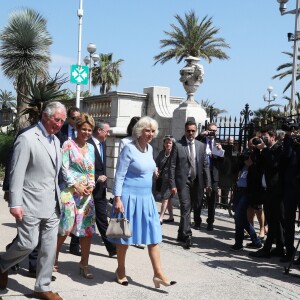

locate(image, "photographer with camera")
[[249, 127, 285, 259], [230, 151, 263, 251], [280, 121, 300, 262], [196, 123, 224, 231]]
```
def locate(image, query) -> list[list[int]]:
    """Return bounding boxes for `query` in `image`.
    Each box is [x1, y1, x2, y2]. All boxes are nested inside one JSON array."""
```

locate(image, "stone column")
[[172, 56, 207, 140]]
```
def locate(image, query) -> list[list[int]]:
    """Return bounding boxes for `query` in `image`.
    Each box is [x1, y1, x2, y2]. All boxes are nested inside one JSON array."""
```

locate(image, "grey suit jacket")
[[9, 124, 62, 218], [169, 136, 211, 191]]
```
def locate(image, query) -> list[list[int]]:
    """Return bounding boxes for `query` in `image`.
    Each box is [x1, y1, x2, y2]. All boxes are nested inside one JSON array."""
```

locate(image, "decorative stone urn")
[[179, 56, 204, 102]]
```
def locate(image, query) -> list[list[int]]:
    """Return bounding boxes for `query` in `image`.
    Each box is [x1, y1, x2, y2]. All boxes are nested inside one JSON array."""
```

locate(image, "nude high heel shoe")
[[153, 276, 177, 288], [115, 269, 128, 286]]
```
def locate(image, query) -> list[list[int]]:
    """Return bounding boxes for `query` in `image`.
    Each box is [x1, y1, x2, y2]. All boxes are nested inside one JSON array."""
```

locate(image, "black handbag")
[[156, 176, 163, 192], [156, 156, 169, 192]]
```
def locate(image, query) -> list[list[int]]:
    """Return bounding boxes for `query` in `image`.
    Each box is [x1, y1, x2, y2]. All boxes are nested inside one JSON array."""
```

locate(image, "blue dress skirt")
[[109, 142, 162, 245]]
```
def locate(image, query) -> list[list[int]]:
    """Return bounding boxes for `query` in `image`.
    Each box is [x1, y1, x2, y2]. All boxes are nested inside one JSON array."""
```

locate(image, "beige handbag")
[[106, 212, 132, 239]]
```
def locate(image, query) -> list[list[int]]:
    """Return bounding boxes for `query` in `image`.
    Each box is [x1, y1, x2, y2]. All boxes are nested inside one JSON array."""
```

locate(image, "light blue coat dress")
[[110, 142, 162, 245]]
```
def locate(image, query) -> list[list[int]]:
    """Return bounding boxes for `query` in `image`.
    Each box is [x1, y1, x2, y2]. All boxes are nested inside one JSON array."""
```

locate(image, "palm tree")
[[0, 89, 16, 109], [272, 50, 300, 93], [0, 8, 52, 129], [19, 72, 68, 125], [91, 53, 124, 94], [200, 99, 227, 119], [154, 10, 230, 65]]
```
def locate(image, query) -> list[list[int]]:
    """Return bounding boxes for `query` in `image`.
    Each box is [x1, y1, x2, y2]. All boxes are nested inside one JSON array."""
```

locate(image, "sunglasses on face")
[[186, 130, 196, 133]]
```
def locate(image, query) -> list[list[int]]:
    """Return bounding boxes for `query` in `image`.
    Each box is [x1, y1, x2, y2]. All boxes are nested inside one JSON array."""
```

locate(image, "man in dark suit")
[[249, 127, 285, 259], [196, 122, 224, 231], [56, 106, 81, 256], [169, 120, 211, 249], [87, 120, 117, 257], [56, 106, 80, 146]]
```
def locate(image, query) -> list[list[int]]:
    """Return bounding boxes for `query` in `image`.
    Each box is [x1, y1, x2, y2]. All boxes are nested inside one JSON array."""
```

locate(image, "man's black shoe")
[[206, 224, 214, 231], [249, 248, 270, 258], [184, 236, 192, 249], [69, 246, 81, 256], [108, 250, 117, 258], [246, 242, 263, 249], [193, 224, 201, 230], [28, 270, 56, 281], [270, 248, 285, 258], [230, 244, 243, 251]]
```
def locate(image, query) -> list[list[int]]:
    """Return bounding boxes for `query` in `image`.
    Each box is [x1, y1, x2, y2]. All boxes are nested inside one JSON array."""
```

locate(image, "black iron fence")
[[205, 103, 300, 152]]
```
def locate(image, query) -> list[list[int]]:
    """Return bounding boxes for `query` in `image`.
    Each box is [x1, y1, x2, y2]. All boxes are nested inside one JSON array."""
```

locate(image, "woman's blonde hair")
[[75, 113, 95, 130], [132, 116, 158, 140]]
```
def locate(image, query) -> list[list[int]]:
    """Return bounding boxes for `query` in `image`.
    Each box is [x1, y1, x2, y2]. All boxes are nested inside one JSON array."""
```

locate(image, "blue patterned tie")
[[71, 128, 76, 140]]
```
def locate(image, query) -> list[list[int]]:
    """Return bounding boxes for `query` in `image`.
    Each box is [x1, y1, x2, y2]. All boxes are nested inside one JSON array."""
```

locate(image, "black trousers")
[[263, 188, 284, 252], [94, 196, 116, 253], [283, 188, 299, 256], [177, 177, 203, 240], [206, 179, 219, 225]]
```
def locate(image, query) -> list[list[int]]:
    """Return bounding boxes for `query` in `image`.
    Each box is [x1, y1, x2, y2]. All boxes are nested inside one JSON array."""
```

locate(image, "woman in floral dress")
[[55, 113, 96, 279]]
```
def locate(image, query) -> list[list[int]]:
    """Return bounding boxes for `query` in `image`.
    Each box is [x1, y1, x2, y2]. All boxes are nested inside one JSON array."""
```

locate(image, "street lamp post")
[[263, 86, 277, 105], [86, 43, 100, 95], [75, 0, 83, 108], [277, 0, 300, 109]]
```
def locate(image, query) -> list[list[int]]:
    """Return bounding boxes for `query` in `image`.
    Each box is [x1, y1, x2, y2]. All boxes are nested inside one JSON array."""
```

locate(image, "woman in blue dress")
[[111, 116, 176, 288]]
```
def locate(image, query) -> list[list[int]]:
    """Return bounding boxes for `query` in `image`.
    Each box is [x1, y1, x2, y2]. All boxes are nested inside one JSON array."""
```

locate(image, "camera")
[[252, 136, 268, 146], [207, 131, 215, 137], [274, 116, 300, 131]]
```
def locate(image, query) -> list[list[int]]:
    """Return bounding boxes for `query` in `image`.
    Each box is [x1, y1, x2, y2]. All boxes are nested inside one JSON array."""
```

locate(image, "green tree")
[[200, 99, 227, 118], [0, 8, 52, 129], [154, 10, 230, 65], [20, 72, 67, 125], [272, 50, 300, 93], [0, 89, 16, 109], [91, 53, 124, 94], [59, 89, 90, 101]]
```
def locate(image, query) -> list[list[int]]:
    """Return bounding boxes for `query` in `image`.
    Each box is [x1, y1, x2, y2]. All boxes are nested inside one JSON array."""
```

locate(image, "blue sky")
[[0, 0, 297, 118]]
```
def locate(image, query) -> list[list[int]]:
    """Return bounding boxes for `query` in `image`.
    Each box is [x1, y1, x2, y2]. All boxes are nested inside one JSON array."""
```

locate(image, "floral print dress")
[[58, 140, 95, 237]]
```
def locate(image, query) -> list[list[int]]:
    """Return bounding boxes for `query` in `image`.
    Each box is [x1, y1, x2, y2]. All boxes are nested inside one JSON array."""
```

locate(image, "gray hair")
[[132, 116, 158, 140], [93, 119, 109, 133], [276, 129, 285, 140], [43, 101, 66, 117]]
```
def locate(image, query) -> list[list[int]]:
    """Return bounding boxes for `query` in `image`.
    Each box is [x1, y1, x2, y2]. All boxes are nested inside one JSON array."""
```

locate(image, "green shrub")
[[0, 133, 15, 166]]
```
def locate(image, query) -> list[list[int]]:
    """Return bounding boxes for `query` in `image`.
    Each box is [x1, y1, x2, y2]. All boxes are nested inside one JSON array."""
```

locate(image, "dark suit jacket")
[[56, 123, 71, 147], [87, 137, 107, 200], [196, 135, 224, 182], [169, 136, 211, 191]]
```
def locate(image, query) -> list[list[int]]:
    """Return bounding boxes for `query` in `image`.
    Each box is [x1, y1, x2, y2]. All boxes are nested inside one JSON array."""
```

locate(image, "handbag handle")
[[110, 211, 127, 220]]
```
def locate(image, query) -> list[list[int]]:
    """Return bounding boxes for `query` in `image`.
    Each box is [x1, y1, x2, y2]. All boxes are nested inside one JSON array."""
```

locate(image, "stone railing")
[[82, 95, 111, 119]]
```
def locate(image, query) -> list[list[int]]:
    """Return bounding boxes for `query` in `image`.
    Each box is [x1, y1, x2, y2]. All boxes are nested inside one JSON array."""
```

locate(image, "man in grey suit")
[[0, 102, 66, 300], [170, 120, 211, 249]]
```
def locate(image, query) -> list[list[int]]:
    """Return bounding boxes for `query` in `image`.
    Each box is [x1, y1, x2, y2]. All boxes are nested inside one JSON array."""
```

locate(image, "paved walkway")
[[0, 189, 300, 300]]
